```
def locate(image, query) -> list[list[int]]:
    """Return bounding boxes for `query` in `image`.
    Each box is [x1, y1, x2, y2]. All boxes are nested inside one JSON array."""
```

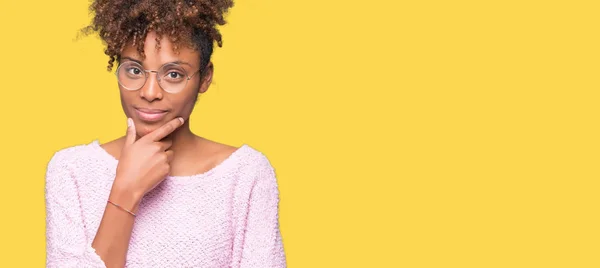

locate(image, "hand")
[[112, 117, 185, 199]]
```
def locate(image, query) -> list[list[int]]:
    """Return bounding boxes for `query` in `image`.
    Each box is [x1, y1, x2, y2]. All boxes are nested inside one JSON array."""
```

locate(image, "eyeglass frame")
[[115, 61, 202, 93]]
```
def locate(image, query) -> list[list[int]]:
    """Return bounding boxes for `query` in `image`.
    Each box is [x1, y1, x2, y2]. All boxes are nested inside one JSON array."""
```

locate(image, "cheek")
[[171, 94, 198, 119], [119, 91, 132, 117]]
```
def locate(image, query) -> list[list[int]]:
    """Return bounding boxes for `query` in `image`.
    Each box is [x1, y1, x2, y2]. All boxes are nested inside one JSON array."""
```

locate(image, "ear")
[[198, 62, 214, 94]]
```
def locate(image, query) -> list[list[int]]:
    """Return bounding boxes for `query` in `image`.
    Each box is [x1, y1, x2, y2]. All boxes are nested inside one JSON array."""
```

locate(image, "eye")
[[163, 70, 186, 82], [167, 71, 183, 79], [127, 67, 143, 76]]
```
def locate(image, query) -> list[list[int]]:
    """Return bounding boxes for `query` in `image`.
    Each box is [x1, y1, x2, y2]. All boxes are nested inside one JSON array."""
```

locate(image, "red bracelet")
[[107, 200, 137, 217]]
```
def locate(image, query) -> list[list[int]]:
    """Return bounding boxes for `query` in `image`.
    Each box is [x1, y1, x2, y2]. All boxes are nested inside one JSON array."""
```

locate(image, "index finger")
[[148, 117, 185, 142]]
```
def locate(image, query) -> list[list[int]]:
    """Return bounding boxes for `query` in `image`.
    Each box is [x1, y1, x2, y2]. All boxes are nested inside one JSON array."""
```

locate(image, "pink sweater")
[[44, 140, 286, 267]]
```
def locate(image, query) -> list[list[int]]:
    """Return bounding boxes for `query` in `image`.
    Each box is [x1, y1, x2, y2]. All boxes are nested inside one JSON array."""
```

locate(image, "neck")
[[164, 121, 197, 151]]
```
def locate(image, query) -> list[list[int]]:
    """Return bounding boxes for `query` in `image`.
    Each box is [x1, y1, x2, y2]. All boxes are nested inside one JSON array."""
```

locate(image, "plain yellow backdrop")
[[0, 0, 599, 267]]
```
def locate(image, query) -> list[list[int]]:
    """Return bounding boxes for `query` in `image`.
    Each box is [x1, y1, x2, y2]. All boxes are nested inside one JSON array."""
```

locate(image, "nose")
[[140, 71, 163, 101]]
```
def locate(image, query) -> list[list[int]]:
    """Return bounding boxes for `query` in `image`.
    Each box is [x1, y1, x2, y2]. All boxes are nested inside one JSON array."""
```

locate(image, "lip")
[[134, 107, 168, 122]]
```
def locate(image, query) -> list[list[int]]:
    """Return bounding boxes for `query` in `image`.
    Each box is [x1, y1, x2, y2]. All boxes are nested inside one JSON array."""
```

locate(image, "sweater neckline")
[[89, 139, 249, 184]]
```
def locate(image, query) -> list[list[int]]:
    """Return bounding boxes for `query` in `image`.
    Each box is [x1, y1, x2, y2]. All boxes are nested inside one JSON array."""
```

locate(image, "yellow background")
[[0, 0, 598, 267]]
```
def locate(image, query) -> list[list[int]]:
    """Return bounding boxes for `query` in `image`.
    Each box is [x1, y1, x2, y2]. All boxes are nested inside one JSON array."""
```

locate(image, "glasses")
[[115, 61, 201, 94]]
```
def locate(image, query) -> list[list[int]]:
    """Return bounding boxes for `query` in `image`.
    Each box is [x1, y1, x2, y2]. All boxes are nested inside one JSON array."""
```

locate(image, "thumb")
[[125, 117, 137, 146]]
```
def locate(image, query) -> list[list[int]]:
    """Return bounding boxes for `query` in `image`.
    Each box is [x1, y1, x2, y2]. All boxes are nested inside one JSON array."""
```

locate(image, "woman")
[[44, 0, 286, 267]]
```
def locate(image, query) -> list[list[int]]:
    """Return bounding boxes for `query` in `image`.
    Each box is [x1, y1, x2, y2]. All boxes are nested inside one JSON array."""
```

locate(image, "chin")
[[136, 127, 154, 138], [133, 120, 161, 137]]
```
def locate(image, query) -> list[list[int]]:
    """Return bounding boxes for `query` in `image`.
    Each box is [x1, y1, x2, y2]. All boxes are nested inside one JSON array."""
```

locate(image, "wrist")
[[109, 180, 144, 213]]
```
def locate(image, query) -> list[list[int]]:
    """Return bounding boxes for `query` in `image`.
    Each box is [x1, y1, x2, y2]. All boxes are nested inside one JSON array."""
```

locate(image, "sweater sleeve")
[[235, 156, 287, 268], [44, 150, 107, 268]]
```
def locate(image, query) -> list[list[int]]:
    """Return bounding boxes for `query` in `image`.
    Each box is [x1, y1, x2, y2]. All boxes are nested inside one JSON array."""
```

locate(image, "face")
[[117, 31, 213, 138]]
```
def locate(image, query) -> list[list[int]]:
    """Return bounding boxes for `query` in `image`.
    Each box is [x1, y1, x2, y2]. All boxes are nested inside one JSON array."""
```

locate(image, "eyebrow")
[[120, 57, 194, 67], [120, 56, 142, 64]]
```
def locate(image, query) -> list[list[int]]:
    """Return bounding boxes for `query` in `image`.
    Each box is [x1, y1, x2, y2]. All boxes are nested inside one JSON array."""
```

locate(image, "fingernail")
[[178, 117, 184, 124], [127, 118, 133, 127]]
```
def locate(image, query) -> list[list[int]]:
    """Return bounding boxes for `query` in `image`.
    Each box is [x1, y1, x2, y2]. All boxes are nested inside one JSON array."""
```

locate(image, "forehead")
[[120, 31, 200, 67]]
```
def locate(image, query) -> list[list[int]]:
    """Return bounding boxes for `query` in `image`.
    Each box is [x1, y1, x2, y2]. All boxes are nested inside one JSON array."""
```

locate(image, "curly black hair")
[[80, 0, 234, 73]]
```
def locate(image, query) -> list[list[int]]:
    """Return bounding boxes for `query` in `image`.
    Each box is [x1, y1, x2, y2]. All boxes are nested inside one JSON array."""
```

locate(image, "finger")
[[165, 150, 174, 163], [124, 118, 137, 147], [150, 117, 185, 142]]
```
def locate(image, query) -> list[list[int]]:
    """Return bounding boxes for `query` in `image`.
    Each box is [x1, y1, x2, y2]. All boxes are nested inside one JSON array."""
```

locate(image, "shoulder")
[[235, 144, 274, 171], [48, 143, 88, 166], [45, 142, 96, 193], [46, 141, 98, 173], [233, 144, 279, 188]]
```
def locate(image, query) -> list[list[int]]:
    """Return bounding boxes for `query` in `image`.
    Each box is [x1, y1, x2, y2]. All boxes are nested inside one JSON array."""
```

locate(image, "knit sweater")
[[44, 140, 286, 268]]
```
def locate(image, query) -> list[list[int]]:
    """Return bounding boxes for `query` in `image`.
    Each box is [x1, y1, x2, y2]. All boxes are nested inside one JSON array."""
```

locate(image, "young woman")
[[44, 0, 286, 267]]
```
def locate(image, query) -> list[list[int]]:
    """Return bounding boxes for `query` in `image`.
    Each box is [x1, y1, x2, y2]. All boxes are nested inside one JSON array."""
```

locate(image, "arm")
[[91, 183, 142, 267], [236, 157, 287, 268], [90, 117, 183, 267], [44, 151, 106, 267]]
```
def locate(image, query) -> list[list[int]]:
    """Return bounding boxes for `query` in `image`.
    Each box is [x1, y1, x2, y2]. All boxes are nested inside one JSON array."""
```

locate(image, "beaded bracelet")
[[107, 200, 137, 217]]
